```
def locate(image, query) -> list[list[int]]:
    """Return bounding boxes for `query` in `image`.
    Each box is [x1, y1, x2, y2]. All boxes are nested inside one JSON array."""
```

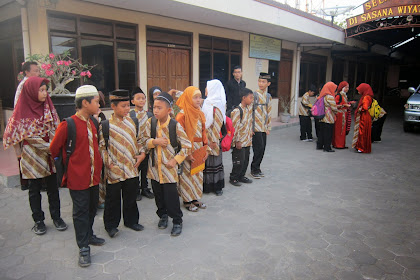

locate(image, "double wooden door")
[[147, 46, 190, 92]]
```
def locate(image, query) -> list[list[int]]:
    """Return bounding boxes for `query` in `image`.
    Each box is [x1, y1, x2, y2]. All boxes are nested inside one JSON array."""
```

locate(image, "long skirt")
[[203, 153, 225, 193]]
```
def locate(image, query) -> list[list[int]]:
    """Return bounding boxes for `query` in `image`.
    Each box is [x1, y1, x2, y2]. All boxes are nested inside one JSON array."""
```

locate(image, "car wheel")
[[403, 122, 413, 132]]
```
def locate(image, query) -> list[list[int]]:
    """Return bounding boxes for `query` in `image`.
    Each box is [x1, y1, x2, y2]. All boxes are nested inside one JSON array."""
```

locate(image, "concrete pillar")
[[325, 51, 333, 82], [292, 46, 301, 116], [192, 32, 199, 87]]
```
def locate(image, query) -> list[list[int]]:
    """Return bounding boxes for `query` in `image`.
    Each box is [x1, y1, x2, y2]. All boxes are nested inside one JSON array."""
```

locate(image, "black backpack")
[[226, 106, 243, 123], [54, 116, 99, 187], [102, 115, 140, 150]]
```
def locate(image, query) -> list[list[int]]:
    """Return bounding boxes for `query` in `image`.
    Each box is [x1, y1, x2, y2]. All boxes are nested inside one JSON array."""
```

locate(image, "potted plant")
[[279, 95, 295, 123], [19, 51, 95, 119]]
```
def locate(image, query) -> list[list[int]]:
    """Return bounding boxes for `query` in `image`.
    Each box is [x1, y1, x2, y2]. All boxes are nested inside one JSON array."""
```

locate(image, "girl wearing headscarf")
[[352, 83, 373, 153], [316, 82, 338, 152], [332, 81, 351, 149], [3, 77, 67, 235], [176, 86, 209, 211], [202, 80, 226, 196], [148, 86, 162, 113]]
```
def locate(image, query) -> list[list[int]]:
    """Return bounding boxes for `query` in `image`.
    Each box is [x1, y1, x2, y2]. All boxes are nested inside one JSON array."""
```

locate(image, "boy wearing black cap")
[[250, 73, 272, 179], [144, 92, 191, 236], [298, 85, 316, 142], [99, 89, 146, 238], [130, 87, 154, 201]]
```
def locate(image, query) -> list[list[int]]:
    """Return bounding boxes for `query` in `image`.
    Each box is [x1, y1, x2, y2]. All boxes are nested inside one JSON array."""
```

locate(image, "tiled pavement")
[[0, 114, 419, 279]]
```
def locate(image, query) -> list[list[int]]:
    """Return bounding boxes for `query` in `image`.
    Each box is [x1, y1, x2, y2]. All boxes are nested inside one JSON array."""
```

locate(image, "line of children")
[[3, 77, 67, 235], [99, 89, 145, 238], [50, 85, 105, 267]]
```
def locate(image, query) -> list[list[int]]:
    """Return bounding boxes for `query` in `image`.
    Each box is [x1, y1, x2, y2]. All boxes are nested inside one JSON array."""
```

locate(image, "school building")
[[0, 0, 417, 124]]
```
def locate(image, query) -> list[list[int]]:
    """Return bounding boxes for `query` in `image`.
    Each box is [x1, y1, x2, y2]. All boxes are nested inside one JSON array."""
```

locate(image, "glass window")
[[199, 51, 211, 94], [51, 36, 77, 57], [81, 39, 115, 94], [117, 42, 136, 90], [213, 53, 229, 86], [268, 60, 279, 98]]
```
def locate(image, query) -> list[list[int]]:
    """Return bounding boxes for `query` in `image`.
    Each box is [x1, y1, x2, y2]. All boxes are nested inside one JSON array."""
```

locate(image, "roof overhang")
[[82, 0, 345, 44]]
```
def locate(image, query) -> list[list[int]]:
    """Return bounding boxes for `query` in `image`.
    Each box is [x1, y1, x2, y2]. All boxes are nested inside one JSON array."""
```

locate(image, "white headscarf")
[[202, 79, 226, 129]]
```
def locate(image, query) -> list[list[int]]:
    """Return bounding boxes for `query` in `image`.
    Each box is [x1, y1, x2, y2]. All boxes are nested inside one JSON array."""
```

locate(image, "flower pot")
[[280, 113, 291, 123], [50, 94, 76, 121]]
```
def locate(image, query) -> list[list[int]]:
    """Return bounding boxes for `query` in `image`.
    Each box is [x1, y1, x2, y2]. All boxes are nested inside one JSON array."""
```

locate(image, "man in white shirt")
[[14, 61, 40, 107]]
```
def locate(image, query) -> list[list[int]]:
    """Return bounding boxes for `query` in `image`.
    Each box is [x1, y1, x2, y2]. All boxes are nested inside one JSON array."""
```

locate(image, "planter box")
[[50, 94, 76, 121], [280, 113, 291, 123]]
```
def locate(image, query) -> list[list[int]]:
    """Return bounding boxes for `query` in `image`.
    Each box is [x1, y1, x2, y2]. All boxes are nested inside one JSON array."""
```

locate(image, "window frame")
[[47, 11, 139, 93]]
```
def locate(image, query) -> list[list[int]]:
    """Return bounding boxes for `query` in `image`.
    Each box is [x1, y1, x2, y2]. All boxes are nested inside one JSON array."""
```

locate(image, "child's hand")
[[187, 155, 195, 162], [134, 153, 146, 168], [266, 130, 270, 136], [153, 137, 169, 147], [165, 158, 177, 168], [209, 142, 218, 149], [236, 142, 242, 149]]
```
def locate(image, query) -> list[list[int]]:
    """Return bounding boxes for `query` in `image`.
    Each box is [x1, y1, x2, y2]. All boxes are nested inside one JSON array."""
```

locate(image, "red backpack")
[[220, 116, 234, 152]]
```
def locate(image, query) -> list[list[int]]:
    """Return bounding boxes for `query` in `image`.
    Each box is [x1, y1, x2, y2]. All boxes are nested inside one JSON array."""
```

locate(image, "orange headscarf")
[[176, 86, 205, 143], [317, 82, 337, 100], [337, 81, 349, 94]]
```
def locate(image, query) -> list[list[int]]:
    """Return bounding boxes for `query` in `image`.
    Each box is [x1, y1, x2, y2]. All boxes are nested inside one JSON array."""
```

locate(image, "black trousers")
[[151, 180, 183, 225], [251, 132, 267, 173], [69, 185, 99, 249], [137, 155, 150, 193], [314, 118, 321, 139], [372, 114, 386, 142], [230, 146, 250, 181], [104, 177, 139, 230], [28, 174, 61, 222], [299, 115, 313, 140], [317, 122, 334, 151]]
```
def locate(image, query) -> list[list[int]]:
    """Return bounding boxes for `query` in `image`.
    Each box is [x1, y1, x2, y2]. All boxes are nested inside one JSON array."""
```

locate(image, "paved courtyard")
[[0, 113, 419, 280]]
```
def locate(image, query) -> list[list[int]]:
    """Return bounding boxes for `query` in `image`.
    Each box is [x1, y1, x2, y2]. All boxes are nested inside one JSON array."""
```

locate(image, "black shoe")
[[215, 190, 223, 196], [250, 172, 261, 179], [239, 177, 253, 184], [323, 149, 335, 152], [78, 247, 91, 267], [32, 221, 46, 235], [89, 235, 105, 246], [229, 179, 242, 187], [107, 228, 119, 238], [158, 214, 168, 229], [258, 172, 265, 177], [136, 193, 142, 201], [126, 223, 144, 231], [141, 189, 155, 199], [53, 218, 68, 231], [171, 223, 182, 236], [316, 147, 323, 150], [20, 184, 29, 191]]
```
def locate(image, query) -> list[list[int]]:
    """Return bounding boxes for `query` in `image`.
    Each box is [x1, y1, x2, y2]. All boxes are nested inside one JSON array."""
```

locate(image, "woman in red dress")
[[332, 81, 351, 149], [352, 83, 373, 153]]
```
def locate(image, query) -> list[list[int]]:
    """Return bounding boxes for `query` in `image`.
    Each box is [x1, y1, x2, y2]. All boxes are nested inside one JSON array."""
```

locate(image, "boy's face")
[[111, 100, 130, 118], [131, 93, 146, 109], [153, 99, 171, 120], [243, 93, 254, 106], [308, 90, 315, 96], [84, 96, 100, 115], [258, 79, 271, 91], [233, 69, 242, 80], [38, 85, 48, 102], [192, 94, 202, 108]]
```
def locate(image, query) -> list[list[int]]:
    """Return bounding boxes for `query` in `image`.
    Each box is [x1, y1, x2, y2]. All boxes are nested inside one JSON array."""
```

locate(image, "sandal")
[[193, 201, 207, 209], [184, 203, 199, 212]]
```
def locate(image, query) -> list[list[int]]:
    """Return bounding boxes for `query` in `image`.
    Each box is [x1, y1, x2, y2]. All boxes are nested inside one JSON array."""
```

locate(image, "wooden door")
[[278, 57, 293, 113], [147, 46, 190, 92]]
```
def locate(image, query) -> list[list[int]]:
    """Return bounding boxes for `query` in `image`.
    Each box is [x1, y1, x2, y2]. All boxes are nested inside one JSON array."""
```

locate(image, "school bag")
[[149, 116, 184, 174], [311, 97, 325, 120], [102, 116, 139, 150], [368, 99, 381, 120], [129, 109, 153, 121], [252, 91, 271, 131], [54, 116, 99, 188], [221, 116, 234, 152]]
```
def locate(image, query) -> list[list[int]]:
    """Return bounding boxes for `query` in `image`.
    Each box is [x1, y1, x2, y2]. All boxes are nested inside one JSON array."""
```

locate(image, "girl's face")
[[343, 86, 349, 93], [192, 94, 202, 108], [153, 91, 161, 100], [38, 85, 48, 102]]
